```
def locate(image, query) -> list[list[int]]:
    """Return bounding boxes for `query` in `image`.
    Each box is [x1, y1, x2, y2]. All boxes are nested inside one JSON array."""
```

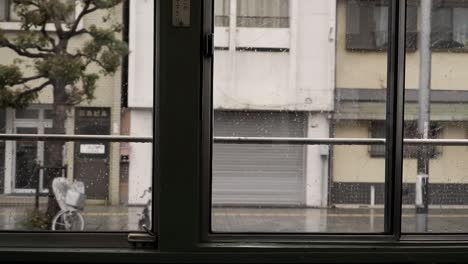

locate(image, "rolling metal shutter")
[[213, 111, 306, 206]]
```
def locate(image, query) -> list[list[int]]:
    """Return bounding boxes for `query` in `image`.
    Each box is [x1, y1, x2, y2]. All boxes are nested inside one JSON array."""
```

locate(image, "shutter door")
[[213, 111, 306, 206]]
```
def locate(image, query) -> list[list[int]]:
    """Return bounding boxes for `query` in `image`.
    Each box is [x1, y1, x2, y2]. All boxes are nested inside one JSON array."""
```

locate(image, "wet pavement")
[[1, 205, 468, 233]]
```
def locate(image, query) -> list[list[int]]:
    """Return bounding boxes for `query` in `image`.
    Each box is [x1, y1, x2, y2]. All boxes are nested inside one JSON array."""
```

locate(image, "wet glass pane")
[[0, 0, 154, 232], [215, 0, 230, 27], [237, 0, 289, 28], [402, 0, 468, 233], [0, 0, 7, 21], [16, 109, 39, 119], [212, 0, 388, 233]]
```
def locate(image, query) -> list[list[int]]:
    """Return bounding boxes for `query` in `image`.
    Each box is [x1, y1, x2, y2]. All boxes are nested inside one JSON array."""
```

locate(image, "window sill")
[[3, 241, 468, 263]]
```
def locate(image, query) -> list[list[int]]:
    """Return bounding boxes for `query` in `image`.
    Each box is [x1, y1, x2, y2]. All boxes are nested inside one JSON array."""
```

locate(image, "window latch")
[[128, 230, 156, 248], [204, 33, 214, 58]]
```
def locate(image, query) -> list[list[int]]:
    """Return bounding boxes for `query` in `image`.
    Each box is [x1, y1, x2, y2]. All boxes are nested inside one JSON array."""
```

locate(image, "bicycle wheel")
[[51, 210, 85, 231]]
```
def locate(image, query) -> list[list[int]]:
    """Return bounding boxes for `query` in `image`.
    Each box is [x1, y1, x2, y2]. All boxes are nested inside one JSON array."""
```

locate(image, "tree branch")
[[14, 80, 51, 105], [0, 38, 49, 58], [41, 23, 57, 50], [66, 1, 95, 37], [15, 75, 45, 85]]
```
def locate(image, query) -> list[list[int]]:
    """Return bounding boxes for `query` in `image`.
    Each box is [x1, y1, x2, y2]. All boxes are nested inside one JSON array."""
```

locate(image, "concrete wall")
[[213, 0, 335, 112], [126, 0, 154, 205], [128, 109, 153, 205]]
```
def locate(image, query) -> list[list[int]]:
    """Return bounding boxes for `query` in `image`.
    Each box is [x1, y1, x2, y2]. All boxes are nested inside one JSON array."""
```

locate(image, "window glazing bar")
[[384, 0, 406, 239], [0, 134, 153, 143]]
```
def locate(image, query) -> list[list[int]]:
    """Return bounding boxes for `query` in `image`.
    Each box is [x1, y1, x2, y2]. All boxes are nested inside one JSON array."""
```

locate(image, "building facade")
[[333, 0, 468, 206], [0, 1, 124, 205], [212, 0, 336, 207], [212, 0, 468, 208]]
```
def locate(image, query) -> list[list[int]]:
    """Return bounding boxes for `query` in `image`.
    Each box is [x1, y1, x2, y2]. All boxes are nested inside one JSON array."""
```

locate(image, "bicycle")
[[138, 187, 152, 232], [51, 177, 86, 231]]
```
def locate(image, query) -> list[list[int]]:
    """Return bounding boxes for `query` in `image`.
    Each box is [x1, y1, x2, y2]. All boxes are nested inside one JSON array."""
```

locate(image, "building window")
[[214, 0, 229, 27], [0, 0, 9, 21], [369, 121, 442, 158], [237, 0, 289, 28], [346, 0, 417, 50], [3, 0, 75, 23], [431, 0, 468, 49]]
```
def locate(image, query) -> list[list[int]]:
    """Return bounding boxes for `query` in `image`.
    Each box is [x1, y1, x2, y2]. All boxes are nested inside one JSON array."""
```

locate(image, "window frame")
[[4, 0, 468, 263]]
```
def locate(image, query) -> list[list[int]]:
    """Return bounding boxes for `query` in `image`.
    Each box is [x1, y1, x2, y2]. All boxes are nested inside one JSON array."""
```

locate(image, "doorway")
[[10, 107, 53, 194]]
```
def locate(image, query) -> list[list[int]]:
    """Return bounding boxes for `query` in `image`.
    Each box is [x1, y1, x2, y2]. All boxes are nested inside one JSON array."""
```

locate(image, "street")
[[0, 205, 467, 233]]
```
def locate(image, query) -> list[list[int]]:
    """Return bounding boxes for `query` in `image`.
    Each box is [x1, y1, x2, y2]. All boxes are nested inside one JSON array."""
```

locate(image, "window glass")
[[9, 0, 76, 23], [0, 0, 7, 21], [237, 0, 289, 28], [0, 0, 154, 232], [431, 0, 468, 49], [346, 0, 417, 50], [402, 0, 468, 233], [215, 0, 230, 27], [212, 0, 388, 233]]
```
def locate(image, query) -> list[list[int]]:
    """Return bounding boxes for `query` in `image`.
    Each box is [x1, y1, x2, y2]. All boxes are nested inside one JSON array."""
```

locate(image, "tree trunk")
[[45, 82, 68, 228]]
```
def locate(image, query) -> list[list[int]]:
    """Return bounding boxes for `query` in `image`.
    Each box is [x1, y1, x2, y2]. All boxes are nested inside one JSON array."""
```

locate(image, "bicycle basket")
[[65, 181, 86, 210], [66, 189, 86, 210]]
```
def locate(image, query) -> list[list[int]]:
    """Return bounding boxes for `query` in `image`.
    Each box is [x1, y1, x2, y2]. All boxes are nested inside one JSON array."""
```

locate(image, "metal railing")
[[213, 137, 468, 146], [0, 134, 153, 143]]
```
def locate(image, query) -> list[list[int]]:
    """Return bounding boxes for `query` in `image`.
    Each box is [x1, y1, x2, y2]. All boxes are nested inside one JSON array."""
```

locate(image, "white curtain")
[[214, 0, 230, 26], [237, 0, 289, 28], [453, 8, 468, 47], [432, 8, 452, 46], [373, 5, 388, 48]]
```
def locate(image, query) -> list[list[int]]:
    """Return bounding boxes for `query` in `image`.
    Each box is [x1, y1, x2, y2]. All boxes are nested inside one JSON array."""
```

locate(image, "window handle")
[[204, 33, 214, 58]]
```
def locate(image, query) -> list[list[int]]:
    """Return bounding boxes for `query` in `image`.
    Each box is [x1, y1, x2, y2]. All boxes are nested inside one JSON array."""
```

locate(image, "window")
[[0, 0, 8, 21], [214, 0, 229, 27], [370, 121, 442, 158], [431, 0, 468, 49], [237, 0, 289, 28], [346, 0, 417, 50], [3, 0, 76, 23], [0, 0, 154, 244], [4, 0, 468, 262]]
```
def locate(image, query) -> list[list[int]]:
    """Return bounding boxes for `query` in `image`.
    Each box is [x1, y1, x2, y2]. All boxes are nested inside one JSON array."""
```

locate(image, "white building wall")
[[306, 113, 330, 207], [128, 110, 153, 205], [214, 0, 336, 207], [213, 0, 335, 112], [128, 0, 154, 108], [127, 0, 154, 204]]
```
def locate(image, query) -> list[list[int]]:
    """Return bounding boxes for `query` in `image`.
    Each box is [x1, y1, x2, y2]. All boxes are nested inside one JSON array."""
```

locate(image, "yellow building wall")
[[334, 121, 468, 184], [336, 0, 468, 91]]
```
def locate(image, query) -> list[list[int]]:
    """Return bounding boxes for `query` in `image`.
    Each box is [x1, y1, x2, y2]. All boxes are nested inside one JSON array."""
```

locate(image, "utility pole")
[[416, 0, 432, 232]]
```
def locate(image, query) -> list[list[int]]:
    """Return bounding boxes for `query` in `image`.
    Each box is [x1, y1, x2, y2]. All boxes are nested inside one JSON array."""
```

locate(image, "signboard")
[[172, 0, 190, 27], [80, 144, 105, 155]]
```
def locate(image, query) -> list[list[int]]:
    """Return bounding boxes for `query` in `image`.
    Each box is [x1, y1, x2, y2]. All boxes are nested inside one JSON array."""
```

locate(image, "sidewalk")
[[2, 205, 468, 232]]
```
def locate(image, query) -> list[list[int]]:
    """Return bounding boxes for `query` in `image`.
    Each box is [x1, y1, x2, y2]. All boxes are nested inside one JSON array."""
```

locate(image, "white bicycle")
[[51, 177, 86, 231]]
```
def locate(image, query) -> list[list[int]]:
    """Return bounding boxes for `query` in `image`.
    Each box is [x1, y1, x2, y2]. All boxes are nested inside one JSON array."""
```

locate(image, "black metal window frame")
[[3, 0, 468, 263]]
